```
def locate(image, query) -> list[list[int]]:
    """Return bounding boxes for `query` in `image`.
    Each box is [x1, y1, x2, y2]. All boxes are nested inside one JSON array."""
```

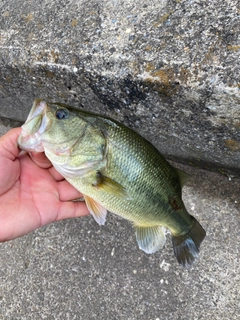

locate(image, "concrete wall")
[[0, 0, 239, 175]]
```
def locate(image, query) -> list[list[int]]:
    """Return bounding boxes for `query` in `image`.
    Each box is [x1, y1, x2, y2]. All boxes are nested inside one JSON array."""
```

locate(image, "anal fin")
[[134, 225, 166, 254], [84, 195, 107, 225]]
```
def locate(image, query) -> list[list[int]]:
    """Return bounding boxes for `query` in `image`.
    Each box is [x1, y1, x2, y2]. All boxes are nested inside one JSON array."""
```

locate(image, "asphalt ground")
[[0, 121, 239, 320]]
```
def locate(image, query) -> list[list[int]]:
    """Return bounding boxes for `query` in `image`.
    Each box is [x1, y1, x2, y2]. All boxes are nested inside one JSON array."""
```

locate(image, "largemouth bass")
[[18, 99, 206, 267]]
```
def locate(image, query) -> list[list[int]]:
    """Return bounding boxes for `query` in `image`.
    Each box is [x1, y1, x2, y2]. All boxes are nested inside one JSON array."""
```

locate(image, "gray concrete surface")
[[0, 122, 239, 320], [0, 0, 240, 174]]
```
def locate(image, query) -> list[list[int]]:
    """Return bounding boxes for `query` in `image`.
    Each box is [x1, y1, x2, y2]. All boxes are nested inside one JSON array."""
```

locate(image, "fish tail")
[[172, 216, 206, 267]]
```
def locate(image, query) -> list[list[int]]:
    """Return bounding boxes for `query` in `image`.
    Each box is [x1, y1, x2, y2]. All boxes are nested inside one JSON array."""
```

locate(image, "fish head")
[[18, 99, 87, 155], [18, 99, 50, 152], [18, 99, 107, 177]]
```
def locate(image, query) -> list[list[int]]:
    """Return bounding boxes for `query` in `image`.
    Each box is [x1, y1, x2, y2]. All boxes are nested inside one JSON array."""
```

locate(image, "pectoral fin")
[[84, 195, 107, 225], [134, 225, 166, 254], [92, 171, 129, 199]]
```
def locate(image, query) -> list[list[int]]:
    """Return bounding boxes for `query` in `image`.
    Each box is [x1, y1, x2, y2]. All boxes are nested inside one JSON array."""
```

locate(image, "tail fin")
[[172, 217, 206, 267]]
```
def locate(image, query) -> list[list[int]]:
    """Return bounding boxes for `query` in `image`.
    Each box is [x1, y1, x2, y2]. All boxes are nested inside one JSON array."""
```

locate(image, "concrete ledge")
[[0, 0, 240, 174]]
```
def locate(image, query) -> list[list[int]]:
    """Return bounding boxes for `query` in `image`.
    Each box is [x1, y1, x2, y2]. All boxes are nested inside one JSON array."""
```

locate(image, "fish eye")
[[55, 108, 69, 120]]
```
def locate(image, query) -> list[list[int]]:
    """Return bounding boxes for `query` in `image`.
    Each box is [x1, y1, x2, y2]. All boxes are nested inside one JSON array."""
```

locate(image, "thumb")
[[0, 128, 22, 193], [0, 127, 22, 159]]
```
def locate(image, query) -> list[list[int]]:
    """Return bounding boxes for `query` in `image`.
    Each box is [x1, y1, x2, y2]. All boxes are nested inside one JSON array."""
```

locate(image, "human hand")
[[0, 128, 89, 242]]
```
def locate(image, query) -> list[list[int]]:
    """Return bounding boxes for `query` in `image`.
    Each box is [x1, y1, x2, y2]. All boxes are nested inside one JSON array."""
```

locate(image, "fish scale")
[[18, 99, 206, 267], [100, 122, 179, 221]]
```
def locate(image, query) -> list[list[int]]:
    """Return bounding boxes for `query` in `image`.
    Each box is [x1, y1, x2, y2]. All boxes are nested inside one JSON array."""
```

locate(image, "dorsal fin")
[[176, 169, 190, 188]]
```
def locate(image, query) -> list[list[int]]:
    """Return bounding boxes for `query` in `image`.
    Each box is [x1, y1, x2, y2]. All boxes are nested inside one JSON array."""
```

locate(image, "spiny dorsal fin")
[[176, 169, 190, 188], [134, 224, 166, 254]]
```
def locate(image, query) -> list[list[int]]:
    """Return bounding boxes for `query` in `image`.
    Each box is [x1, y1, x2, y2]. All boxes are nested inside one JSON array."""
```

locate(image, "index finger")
[[30, 152, 65, 181], [30, 152, 53, 169]]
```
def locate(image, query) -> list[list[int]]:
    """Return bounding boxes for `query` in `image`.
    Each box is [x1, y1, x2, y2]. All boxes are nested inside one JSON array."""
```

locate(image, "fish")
[[18, 99, 206, 267]]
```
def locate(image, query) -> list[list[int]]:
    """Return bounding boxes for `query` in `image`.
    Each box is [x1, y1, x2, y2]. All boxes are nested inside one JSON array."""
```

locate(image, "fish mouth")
[[18, 99, 52, 152]]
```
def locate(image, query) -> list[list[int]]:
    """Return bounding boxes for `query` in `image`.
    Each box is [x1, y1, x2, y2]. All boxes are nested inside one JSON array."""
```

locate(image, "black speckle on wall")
[[84, 73, 148, 110]]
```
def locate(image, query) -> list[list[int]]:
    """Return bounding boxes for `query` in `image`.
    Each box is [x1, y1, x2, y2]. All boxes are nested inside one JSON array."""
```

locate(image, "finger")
[[30, 153, 66, 182], [0, 127, 22, 159], [30, 153, 65, 181], [56, 201, 90, 221], [30, 152, 53, 169], [48, 166, 65, 181], [57, 180, 83, 201], [0, 128, 22, 194]]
